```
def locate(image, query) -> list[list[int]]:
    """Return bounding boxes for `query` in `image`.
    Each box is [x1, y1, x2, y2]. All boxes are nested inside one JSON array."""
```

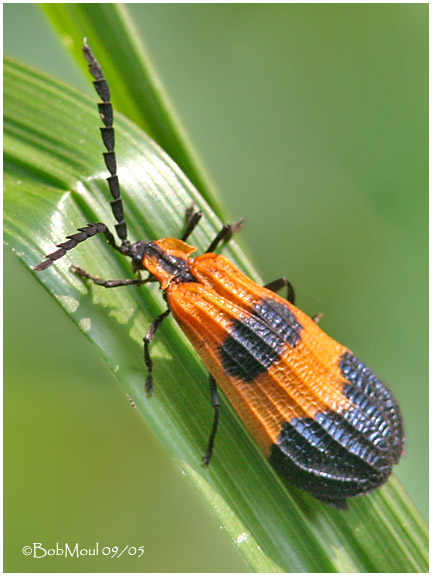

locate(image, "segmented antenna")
[[34, 223, 117, 271], [82, 39, 129, 245]]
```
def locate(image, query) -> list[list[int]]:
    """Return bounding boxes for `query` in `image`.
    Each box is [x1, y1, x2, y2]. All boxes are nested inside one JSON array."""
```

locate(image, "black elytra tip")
[[269, 412, 393, 506], [340, 352, 405, 462]]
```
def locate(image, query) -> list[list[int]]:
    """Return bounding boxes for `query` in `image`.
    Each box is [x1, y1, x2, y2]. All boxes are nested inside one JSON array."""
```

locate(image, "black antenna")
[[82, 39, 128, 245], [35, 41, 128, 271], [34, 223, 117, 271]]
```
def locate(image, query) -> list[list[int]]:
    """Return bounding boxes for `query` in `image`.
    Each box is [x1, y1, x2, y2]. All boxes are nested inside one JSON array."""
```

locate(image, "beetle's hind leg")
[[264, 277, 323, 322], [264, 277, 295, 305], [203, 374, 220, 466]]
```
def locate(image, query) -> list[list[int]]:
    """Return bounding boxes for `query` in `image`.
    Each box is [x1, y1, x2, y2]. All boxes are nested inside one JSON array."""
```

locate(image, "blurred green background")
[[4, 4, 428, 572]]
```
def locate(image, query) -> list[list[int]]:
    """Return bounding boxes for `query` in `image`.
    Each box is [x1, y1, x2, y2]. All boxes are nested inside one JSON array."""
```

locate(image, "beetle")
[[35, 41, 404, 509]]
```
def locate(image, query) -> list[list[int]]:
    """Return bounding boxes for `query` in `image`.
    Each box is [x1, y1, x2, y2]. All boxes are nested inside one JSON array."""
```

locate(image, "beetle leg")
[[181, 204, 203, 241], [206, 218, 244, 253], [71, 265, 150, 288], [264, 277, 295, 305], [203, 374, 220, 466], [143, 308, 171, 396]]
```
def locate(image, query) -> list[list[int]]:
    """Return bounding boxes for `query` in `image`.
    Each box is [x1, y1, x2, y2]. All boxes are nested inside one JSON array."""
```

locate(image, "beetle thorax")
[[142, 238, 198, 290]]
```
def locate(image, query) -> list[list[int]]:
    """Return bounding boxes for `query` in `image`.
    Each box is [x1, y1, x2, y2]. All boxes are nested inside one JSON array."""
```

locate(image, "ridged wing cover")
[[167, 253, 404, 506]]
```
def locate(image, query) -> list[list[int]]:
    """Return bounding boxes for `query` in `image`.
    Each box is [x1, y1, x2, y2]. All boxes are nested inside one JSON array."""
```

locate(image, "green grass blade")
[[4, 57, 428, 572], [40, 2, 223, 218]]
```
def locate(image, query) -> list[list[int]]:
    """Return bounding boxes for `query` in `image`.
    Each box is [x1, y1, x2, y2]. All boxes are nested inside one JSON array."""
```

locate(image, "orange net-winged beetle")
[[35, 41, 404, 510]]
